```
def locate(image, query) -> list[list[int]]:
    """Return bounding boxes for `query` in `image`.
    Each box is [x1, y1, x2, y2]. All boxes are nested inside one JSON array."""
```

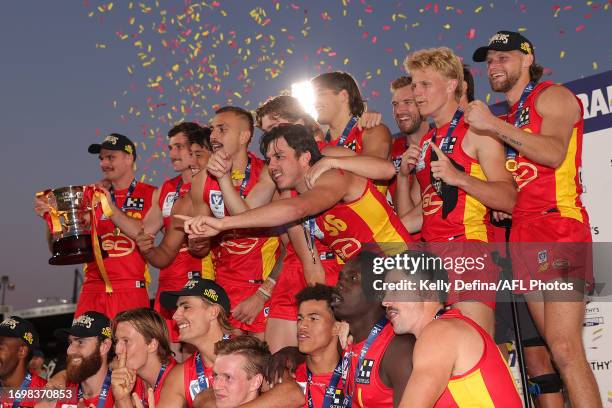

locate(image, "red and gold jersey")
[[433, 309, 522, 407], [183, 354, 214, 408], [133, 358, 177, 405], [158, 176, 202, 282], [312, 180, 412, 262], [343, 322, 395, 408], [1, 371, 47, 407], [295, 362, 345, 408], [503, 81, 589, 225], [60, 380, 114, 408], [415, 116, 492, 242], [318, 125, 364, 154], [203, 153, 280, 285], [85, 181, 156, 284]]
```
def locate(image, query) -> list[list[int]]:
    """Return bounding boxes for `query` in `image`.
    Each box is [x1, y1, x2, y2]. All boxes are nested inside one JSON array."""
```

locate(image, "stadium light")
[[291, 80, 317, 120]]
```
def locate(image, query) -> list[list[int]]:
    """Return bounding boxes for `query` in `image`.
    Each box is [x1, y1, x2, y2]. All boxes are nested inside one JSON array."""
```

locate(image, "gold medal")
[[113, 226, 121, 236], [505, 159, 518, 173]]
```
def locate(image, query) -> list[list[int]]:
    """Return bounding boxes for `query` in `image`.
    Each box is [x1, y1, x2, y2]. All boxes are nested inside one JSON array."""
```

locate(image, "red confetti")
[[364, 5, 373, 13], [371, 35, 377, 44], [467, 28, 476, 40], [576, 24, 586, 32], [382, 25, 391, 31]]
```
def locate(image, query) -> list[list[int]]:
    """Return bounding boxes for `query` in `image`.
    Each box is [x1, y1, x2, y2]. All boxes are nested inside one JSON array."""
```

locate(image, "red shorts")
[[510, 214, 593, 294], [268, 251, 342, 321], [76, 280, 150, 319], [218, 279, 269, 333], [425, 238, 500, 309]]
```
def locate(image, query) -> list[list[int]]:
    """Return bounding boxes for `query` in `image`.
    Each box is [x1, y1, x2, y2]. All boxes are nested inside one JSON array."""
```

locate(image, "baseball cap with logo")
[[160, 277, 231, 314], [54, 311, 112, 340], [472, 31, 534, 62], [88, 133, 137, 159], [0, 316, 39, 348]]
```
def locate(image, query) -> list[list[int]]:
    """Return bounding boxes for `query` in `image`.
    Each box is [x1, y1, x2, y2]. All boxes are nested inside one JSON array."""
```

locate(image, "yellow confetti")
[[343, 58, 350, 65], [172, 64, 180, 72], [95, 43, 107, 49], [404, 42, 411, 51], [593, 62, 598, 70], [560, 51, 565, 59], [518, 27, 527, 32], [443, 24, 451, 30], [475, 6, 483, 13], [485, 93, 491, 104]]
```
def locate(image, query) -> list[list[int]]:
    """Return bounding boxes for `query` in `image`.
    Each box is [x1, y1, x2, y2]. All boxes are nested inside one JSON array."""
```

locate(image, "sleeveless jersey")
[[85, 181, 156, 284], [311, 180, 412, 262], [183, 353, 214, 408], [133, 358, 177, 405], [415, 116, 492, 242], [158, 176, 202, 282], [318, 125, 364, 154], [203, 152, 280, 286], [295, 362, 345, 408], [503, 81, 589, 225], [434, 309, 522, 407], [1, 371, 47, 407], [59, 380, 114, 408], [343, 321, 395, 408]]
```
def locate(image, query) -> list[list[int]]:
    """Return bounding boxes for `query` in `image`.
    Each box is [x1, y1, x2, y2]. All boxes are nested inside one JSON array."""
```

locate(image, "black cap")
[[54, 311, 112, 340], [473, 31, 534, 62], [88, 133, 137, 159], [160, 278, 231, 314], [0, 316, 39, 348]]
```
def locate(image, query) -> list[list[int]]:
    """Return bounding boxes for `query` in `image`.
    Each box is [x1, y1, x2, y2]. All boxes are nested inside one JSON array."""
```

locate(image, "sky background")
[[0, 0, 610, 310]]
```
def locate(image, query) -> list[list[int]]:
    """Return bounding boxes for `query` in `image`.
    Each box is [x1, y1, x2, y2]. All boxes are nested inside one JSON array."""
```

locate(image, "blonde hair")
[[404, 47, 464, 100]]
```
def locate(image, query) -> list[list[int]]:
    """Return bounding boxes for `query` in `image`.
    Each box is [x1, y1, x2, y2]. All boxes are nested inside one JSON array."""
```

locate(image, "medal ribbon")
[[307, 359, 343, 408], [78, 368, 112, 408], [325, 116, 358, 146], [505, 81, 535, 171], [195, 353, 209, 392], [10, 371, 32, 408]]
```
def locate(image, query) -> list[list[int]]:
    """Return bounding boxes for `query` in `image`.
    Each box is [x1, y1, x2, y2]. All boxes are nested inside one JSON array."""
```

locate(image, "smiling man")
[[470, 30, 599, 407]]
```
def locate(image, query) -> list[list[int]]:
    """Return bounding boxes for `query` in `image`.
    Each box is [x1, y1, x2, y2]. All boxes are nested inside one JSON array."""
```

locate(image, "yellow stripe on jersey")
[[348, 187, 409, 255], [464, 163, 489, 242], [447, 369, 496, 408], [202, 253, 215, 280], [261, 237, 280, 279], [555, 127, 584, 222], [144, 265, 151, 287]]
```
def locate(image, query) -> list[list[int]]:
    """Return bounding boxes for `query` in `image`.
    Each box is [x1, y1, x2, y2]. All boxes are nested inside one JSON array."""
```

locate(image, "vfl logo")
[[323, 215, 347, 237], [421, 184, 443, 216], [220, 237, 259, 255], [189, 379, 208, 400], [392, 156, 402, 173], [415, 140, 430, 172], [209, 190, 225, 219], [513, 162, 538, 191], [330, 238, 362, 261], [101, 232, 136, 257], [162, 192, 179, 217]]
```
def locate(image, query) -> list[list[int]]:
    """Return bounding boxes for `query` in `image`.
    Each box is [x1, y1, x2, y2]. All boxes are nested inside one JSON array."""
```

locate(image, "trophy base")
[[49, 234, 102, 266]]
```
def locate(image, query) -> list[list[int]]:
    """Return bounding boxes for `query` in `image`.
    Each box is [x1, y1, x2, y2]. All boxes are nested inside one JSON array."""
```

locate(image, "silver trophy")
[[42, 186, 101, 265]]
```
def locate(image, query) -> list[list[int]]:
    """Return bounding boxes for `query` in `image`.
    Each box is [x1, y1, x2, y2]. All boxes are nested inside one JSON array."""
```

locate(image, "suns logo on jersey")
[[330, 237, 361, 260], [101, 232, 136, 257], [421, 184, 443, 215], [220, 237, 259, 255], [513, 162, 538, 191], [323, 215, 347, 237]]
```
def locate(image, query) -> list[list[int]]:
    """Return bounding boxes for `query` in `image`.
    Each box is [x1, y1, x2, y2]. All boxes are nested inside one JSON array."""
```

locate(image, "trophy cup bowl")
[[46, 186, 98, 265]]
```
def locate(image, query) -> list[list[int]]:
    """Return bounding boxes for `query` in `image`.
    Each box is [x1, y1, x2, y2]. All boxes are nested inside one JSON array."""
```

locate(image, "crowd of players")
[[2, 30, 596, 407]]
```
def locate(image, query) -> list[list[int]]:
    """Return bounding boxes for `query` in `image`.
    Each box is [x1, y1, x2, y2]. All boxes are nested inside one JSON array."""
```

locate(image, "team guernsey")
[[415, 115, 492, 242], [183, 353, 214, 408], [504, 81, 589, 225], [433, 309, 522, 407], [60, 372, 114, 408], [309, 179, 412, 262], [156, 176, 202, 303], [203, 152, 280, 332], [1, 371, 46, 407], [342, 319, 395, 407], [78, 180, 155, 318], [295, 362, 345, 408], [133, 358, 177, 405]]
